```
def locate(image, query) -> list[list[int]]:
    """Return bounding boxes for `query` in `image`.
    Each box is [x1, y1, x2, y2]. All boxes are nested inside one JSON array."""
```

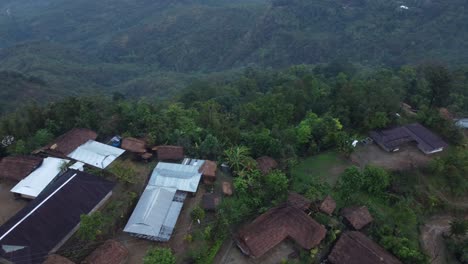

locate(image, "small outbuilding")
[[154, 145, 184, 161], [82, 239, 128, 264], [199, 160, 217, 184], [202, 193, 221, 211], [341, 206, 373, 230], [0, 156, 43, 182], [121, 137, 147, 154], [222, 182, 233, 196], [328, 231, 402, 264], [256, 156, 278, 175], [319, 195, 336, 216]]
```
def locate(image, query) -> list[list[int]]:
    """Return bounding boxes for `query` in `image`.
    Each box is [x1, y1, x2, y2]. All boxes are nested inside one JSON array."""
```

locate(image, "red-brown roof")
[[202, 193, 221, 211], [141, 152, 153, 160], [121, 137, 146, 153], [35, 128, 97, 157], [82, 240, 128, 264], [256, 156, 278, 175], [319, 195, 336, 215], [328, 231, 402, 264], [236, 205, 326, 258], [154, 145, 184, 160], [287, 192, 311, 210], [222, 182, 233, 196], [43, 254, 75, 264], [341, 206, 373, 230], [0, 156, 43, 181], [199, 160, 217, 183]]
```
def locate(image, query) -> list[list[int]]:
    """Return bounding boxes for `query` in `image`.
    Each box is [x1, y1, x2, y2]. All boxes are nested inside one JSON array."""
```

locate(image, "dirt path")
[[421, 213, 468, 264], [420, 215, 453, 264]]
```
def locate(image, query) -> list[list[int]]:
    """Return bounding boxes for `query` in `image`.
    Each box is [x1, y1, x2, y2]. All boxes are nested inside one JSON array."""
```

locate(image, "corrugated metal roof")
[[149, 161, 204, 193], [456, 118, 468, 128], [10, 157, 69, 198], [67, 140, 125, 169], [123, 187, 185, 241], [124, 160, 204, 240]]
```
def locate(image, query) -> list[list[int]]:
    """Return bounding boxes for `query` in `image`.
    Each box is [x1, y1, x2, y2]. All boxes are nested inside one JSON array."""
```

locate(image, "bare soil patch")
[[0, 180, 28, 225], [351, 143, 434, 171]]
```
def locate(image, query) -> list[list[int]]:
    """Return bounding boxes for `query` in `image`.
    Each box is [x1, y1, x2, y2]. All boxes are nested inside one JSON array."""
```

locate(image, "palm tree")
[[224, 146, 251, 175]]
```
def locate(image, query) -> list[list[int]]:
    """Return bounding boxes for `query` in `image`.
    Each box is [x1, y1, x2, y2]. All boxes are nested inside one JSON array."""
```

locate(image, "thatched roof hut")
[[287, 192, 311, 211], [121, 137, 147, 153], [319, 195, 336, 216], [222, 181, 233, 196], [34, 128, 97, 158], [199, 160, 217, 184], [256, 156, 278, 175], [153, 145, 184, 161], [341, 206, 373, 230], [0, 156, 43, 181], [202, 193, 221, 211]]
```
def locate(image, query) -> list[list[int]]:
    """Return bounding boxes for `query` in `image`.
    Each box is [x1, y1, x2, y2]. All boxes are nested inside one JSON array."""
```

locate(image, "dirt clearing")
[[351, 143, 433, 171], [0, 180, 28, 225]]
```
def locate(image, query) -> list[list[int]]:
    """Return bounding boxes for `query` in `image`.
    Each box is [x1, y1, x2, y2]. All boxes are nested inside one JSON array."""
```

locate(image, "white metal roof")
[[456, 118, 468, 128], [67, 140, 125, 169], [123, 186, 184, 240], [149, 161, 204, 193], [69, 161, 85, 171], [10, 157, 70, 198]]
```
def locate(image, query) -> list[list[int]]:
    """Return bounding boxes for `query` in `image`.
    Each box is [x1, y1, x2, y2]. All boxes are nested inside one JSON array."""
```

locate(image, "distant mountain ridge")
[[0, 0, 467, 110]]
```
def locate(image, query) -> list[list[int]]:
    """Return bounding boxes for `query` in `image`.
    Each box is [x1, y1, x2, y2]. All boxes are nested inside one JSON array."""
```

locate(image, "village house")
[[328, 231, 402, 264], [341, 206, 373, 230], [256, 156, 278, 175], [124, 159, 204, 241], [82, 239, 128, 264], [153, 145, 184, 161], [0, 156, 43, 182], [199, 160, 217, 184], [33, 128, 98, 158], [202, 193, 221, 211], [319, 195, 336, 216], [370, 123, 448, 154], [10, 157, 69, 199], [0, 170, 114, 264], [235, 202, 326, 258]]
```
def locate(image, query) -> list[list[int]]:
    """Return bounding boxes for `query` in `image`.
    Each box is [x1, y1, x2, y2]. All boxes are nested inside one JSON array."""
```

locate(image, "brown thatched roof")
[[0, 156, 43, 181], [202, 193, 221, 211], [222, 181, 233, 196], [121, 137, 146, 153], [154, 145, 184, 160], [287, 192, 311, 210], [43, 254, 75, 264], [35, 128, 97, 157], [328, 231, 402, 264], [256, 156, 278, 175], [199, 160, 217, 183], [236, 205, 326, 258], [82, 240, 128, 264], [341, 206, 373, 230], [319, 195, 336, 216]]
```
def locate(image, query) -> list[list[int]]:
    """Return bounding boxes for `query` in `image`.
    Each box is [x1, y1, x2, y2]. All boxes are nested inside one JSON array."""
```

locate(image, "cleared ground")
[[290, 151, 351, 192], [351, 143, 433, 171], [0, 180, 28, 225]]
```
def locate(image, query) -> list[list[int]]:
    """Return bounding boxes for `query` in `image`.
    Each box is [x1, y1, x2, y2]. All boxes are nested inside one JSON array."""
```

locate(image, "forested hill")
[[1, 0, 468, 110]]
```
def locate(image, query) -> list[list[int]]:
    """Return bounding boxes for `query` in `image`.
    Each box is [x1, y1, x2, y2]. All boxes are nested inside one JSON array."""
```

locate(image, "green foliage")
[[223, 146, 252, 175], [430, 148, 468, 196], [449, 218, 468, 237], [191, 206, 206, 222], [107, 161, 137, 184], [446, 237, 468, 264], [77, 212, 106, 241], [199, 134, 222, 160], [143, 247, 176, 264], [379, 235, 429, 264]]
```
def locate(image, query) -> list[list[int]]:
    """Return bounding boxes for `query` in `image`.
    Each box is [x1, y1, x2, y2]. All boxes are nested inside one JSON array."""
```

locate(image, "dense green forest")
[[0, 63, 467, 264], [1, 0, 468, 110]]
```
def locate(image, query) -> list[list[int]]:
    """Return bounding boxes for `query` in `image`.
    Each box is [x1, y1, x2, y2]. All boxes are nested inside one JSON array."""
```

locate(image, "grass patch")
[[291, 151, 351, 193]]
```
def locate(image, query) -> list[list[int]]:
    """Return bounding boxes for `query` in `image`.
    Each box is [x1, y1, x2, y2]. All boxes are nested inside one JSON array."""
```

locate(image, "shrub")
[[143, 247, 176, 264]]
